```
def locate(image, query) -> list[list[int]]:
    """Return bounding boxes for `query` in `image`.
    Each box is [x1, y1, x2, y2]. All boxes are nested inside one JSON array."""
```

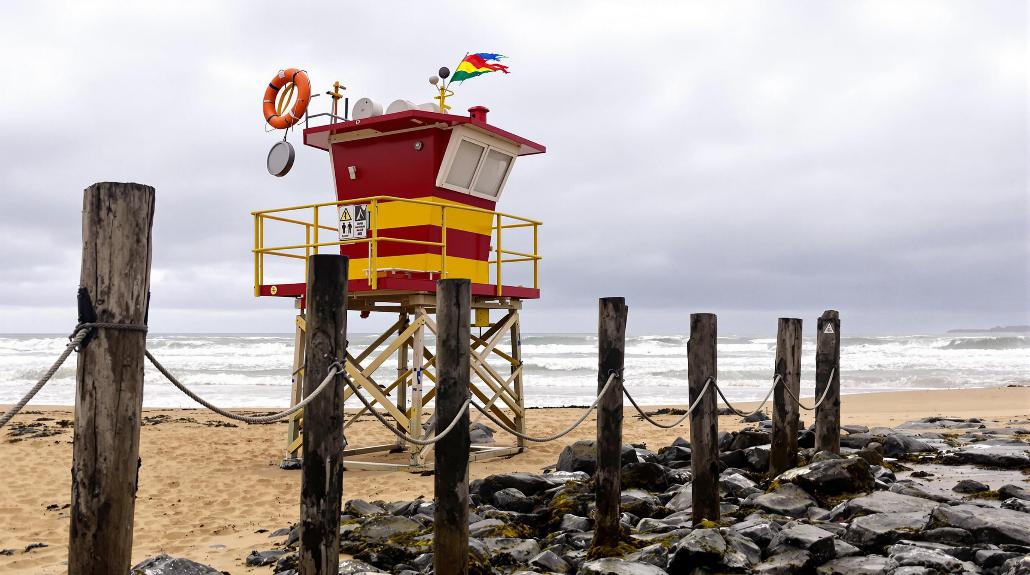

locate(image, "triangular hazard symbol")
[[340, 209, 352, 221], [823, 324, 835, 334]]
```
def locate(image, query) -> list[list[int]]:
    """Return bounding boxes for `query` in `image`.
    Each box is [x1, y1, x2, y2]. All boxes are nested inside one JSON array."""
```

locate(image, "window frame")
[[436, 126, 519, 201]]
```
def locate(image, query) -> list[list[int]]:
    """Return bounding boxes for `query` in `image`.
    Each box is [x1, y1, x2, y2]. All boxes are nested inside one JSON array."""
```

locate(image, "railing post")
[[298, 254, 348, 575], [591, 297, 627, 553], [434, 279, 472, 575], [769, 318, 802, 476], [689, 313, 719, 524], [69, 182, 155, 575], [815, 310, 841, 454], [370, 199, 379, 289]]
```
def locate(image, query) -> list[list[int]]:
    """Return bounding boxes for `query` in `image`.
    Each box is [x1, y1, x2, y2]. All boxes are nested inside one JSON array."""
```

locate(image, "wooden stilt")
[[690, 313, 720, 524], [816, 310, 841, 454], [770, 318, 802, 476], [591, 297, 628, 553]]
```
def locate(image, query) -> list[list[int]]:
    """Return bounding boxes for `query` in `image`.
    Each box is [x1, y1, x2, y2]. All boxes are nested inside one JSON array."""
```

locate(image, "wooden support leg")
[[396, 313, 409, 449], [410, 306, 426, 467], [509, 312, 526, 449], [285, 307, 306, 465]]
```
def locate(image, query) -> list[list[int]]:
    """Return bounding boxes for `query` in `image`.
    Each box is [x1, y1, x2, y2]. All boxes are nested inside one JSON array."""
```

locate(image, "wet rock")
[[345, 499, 386, 517], [845, 490, 939, 517], [469, 518, 507, 537], [268, 527, 291, 538], [883, 434, 936, 458], [129, 554, 222, 575], [472, 472, 562, 499], [888, 481, 956, 504], [730, 430, 771, 451], [625, 543, 669, 569], [336, 559, 384, 574], [816, 555, 891, 575], [353, 515, 422, 542], [579, 558, 669, 575], [839, 433, 878, 450], [620, 489, 661, 519], [843, 425, 870, 435], [855, 447, 884, 466], [493, 488, 535, 513], [949, 440, 1030, 469], [834, 539, 861, 558], [665, 483, 692, 512], [776, 457, 875, 497], [1002, 498, 1030, 513], [656, 445, 691, 465], [952, 479, 990, 494], [719, 472, 761, 499], [731, 516, 782, 548], [752, 483, 817, 518], [742, 411, 770, 423], [999, 484, 1030, 501], [560, 514, 591, 532], [621, 462, 670, 492], [555, 440, 637, 475], [246, 549, 286, 566], [920, 527, 973, 546], [754, 548, 810, 574], [481, 538, 542, 564], [930, 504, 1030, 546], [885, 543, 965, 573], [744, 445, 771, 472], [768, 523, 836, 563], [529, 549, 569, 573], [722, 529, 762, 569], [844, 512, 931, 551], [667, 528, 727, 571]]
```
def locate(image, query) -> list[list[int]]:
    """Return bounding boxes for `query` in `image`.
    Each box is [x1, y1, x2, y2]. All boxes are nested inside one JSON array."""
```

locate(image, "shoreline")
[[1, 386, 1028, 573]]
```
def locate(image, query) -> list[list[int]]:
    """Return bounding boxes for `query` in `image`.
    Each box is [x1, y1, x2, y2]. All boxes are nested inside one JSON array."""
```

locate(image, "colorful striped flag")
[[451, 53, 509, 83]]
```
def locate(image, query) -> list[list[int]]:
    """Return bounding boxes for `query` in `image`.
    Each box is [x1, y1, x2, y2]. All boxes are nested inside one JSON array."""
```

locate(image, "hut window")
[[473, 149, 514, 198], [445, 140, 486, 189]]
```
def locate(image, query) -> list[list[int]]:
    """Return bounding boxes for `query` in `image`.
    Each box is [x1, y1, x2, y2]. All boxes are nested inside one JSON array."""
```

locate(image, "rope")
[[780, 367, 837, 410], [711, 374, 780, 418], [146, 351, 338, 424], [341, 375, 471, 446], [0, 322, 149, 429], [472, 372, 618, 442], [624, 376, 714, 428]]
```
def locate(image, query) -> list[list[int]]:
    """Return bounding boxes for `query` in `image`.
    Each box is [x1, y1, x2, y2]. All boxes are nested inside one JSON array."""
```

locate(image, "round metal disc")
[[267, 141, 295, 177]]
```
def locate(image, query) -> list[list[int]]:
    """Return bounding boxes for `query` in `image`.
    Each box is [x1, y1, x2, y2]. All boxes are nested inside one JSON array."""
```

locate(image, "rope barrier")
[[341, 374, 471, 446], [780, 367, 837, 411], [472, 372, 618, 442], [146, 351, 338, 424], [623, 376, 714, 428], [711, 374, 780, 418], [0, 322, 148, 429]]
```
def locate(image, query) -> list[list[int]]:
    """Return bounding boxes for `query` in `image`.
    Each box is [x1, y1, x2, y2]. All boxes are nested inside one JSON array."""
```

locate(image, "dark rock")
[[888, 481, 956, 504], [129, 554, 222, 575], [620, 489, 661, 519], [246, 549, 286, 567], [493, 488, 535, 513], [353, 515, 422, 542], [812, 450, 844, 462], [1002, 498, 1030, 513], [345, 499, 386, 517], [529, 549, 569, 573], [754, 548, 810, 574], [472, 472, 562, 499], [268, 527, 291, 538], [336, 559, 384, 574], [469, 421, 496, 445], [621, 462, 670, 492], [883, 434, 936, 458], [798, 429, 816, 448], [722, 529, 762, 569], [579, 558, 669, 575], [952, 479, 990, 494], [834, 539, 861, 558], [730, 430, 771, 451], [855, 447, 884, 466], [976, 549, 1024, 570], [839, 432, 878, 450], [885, 543, 965, 573], [842, 425, 869, 434], [753, 483, 817, 518], [776, 457, 875, 498], [668, 528, 727, 571], [816, 555, 891, 574], [481, 538, 542, 565], [845, 490, 939, 517], [468, 518, 506, 537], [719, 449, 748, 469], [949, 440, 1030, 468], [555, 440, 637, 475], [844, 512, 931, 550], [560, 514, 591, 532], [719, 473, 760, 499], [665, 483, 692, 512], [656, 445, 691, 465], [742, 411, 770, 423], [744, 445, 771, 472], [731, 517, 782, 548], [626, 543, 669, 569], [768, 523, 836, 563], [930, 504, 1030, 546], [920, 527, 973, 546], [999, 484, 1030, 501]]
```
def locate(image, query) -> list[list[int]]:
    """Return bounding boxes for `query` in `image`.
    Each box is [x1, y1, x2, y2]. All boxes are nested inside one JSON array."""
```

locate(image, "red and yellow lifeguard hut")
[[252, 62, 544, 470]]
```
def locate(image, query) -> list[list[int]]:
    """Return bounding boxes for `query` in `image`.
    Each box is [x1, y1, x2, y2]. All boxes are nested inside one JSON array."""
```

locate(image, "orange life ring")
[[263, 68, 311, 129]]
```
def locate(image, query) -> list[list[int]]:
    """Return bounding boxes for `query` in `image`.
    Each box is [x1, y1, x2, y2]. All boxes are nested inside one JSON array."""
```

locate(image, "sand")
[[1, 386, 1028, 573]]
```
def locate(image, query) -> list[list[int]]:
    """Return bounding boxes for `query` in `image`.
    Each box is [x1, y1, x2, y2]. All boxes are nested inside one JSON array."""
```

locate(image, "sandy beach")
[[1, 386, 1028, 574]]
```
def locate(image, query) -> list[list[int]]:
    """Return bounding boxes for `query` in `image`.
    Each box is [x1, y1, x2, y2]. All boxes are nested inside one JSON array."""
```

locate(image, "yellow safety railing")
[[252, 196, 541, 296]]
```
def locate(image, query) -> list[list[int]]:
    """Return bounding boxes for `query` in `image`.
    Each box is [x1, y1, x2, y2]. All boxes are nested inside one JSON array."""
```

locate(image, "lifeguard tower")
[[252, 91, 545, 471]]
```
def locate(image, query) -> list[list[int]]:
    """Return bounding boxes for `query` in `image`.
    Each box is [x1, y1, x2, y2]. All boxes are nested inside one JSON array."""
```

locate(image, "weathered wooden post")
[[434, 279, 472, 575], [689, 313, 719, 524], [299, 254, 348, 575], [815, 310, 841, 454], [69, 182, 154, 575], [591, 297, 627, 553], [769, 318, 802, 476]]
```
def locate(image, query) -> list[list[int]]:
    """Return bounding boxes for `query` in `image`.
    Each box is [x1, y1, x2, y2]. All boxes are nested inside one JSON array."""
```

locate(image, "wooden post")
[[298, 254, 348, 575], [396, 312, 410, 438], [815, 310, 841, 454], [434, 279, 471, 575], [689, 313, 719, 524], [69, 182, 155, 575], [769, 318, 802, 476], [509, 314, 526, 450], [591, 297, 627, 552]]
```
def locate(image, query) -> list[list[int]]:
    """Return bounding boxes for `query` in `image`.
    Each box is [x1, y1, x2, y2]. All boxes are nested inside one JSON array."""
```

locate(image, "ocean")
[[1, 334, 1027, 409]]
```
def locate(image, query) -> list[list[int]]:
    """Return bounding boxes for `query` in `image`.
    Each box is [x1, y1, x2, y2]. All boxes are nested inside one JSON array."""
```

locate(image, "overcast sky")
[[0, 1, 1026, 335]]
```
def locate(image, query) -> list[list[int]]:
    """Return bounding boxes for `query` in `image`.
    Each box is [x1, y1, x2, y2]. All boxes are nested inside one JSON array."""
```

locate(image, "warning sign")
[[823, 324, 835, 334], [338, 204, 369, 240]]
